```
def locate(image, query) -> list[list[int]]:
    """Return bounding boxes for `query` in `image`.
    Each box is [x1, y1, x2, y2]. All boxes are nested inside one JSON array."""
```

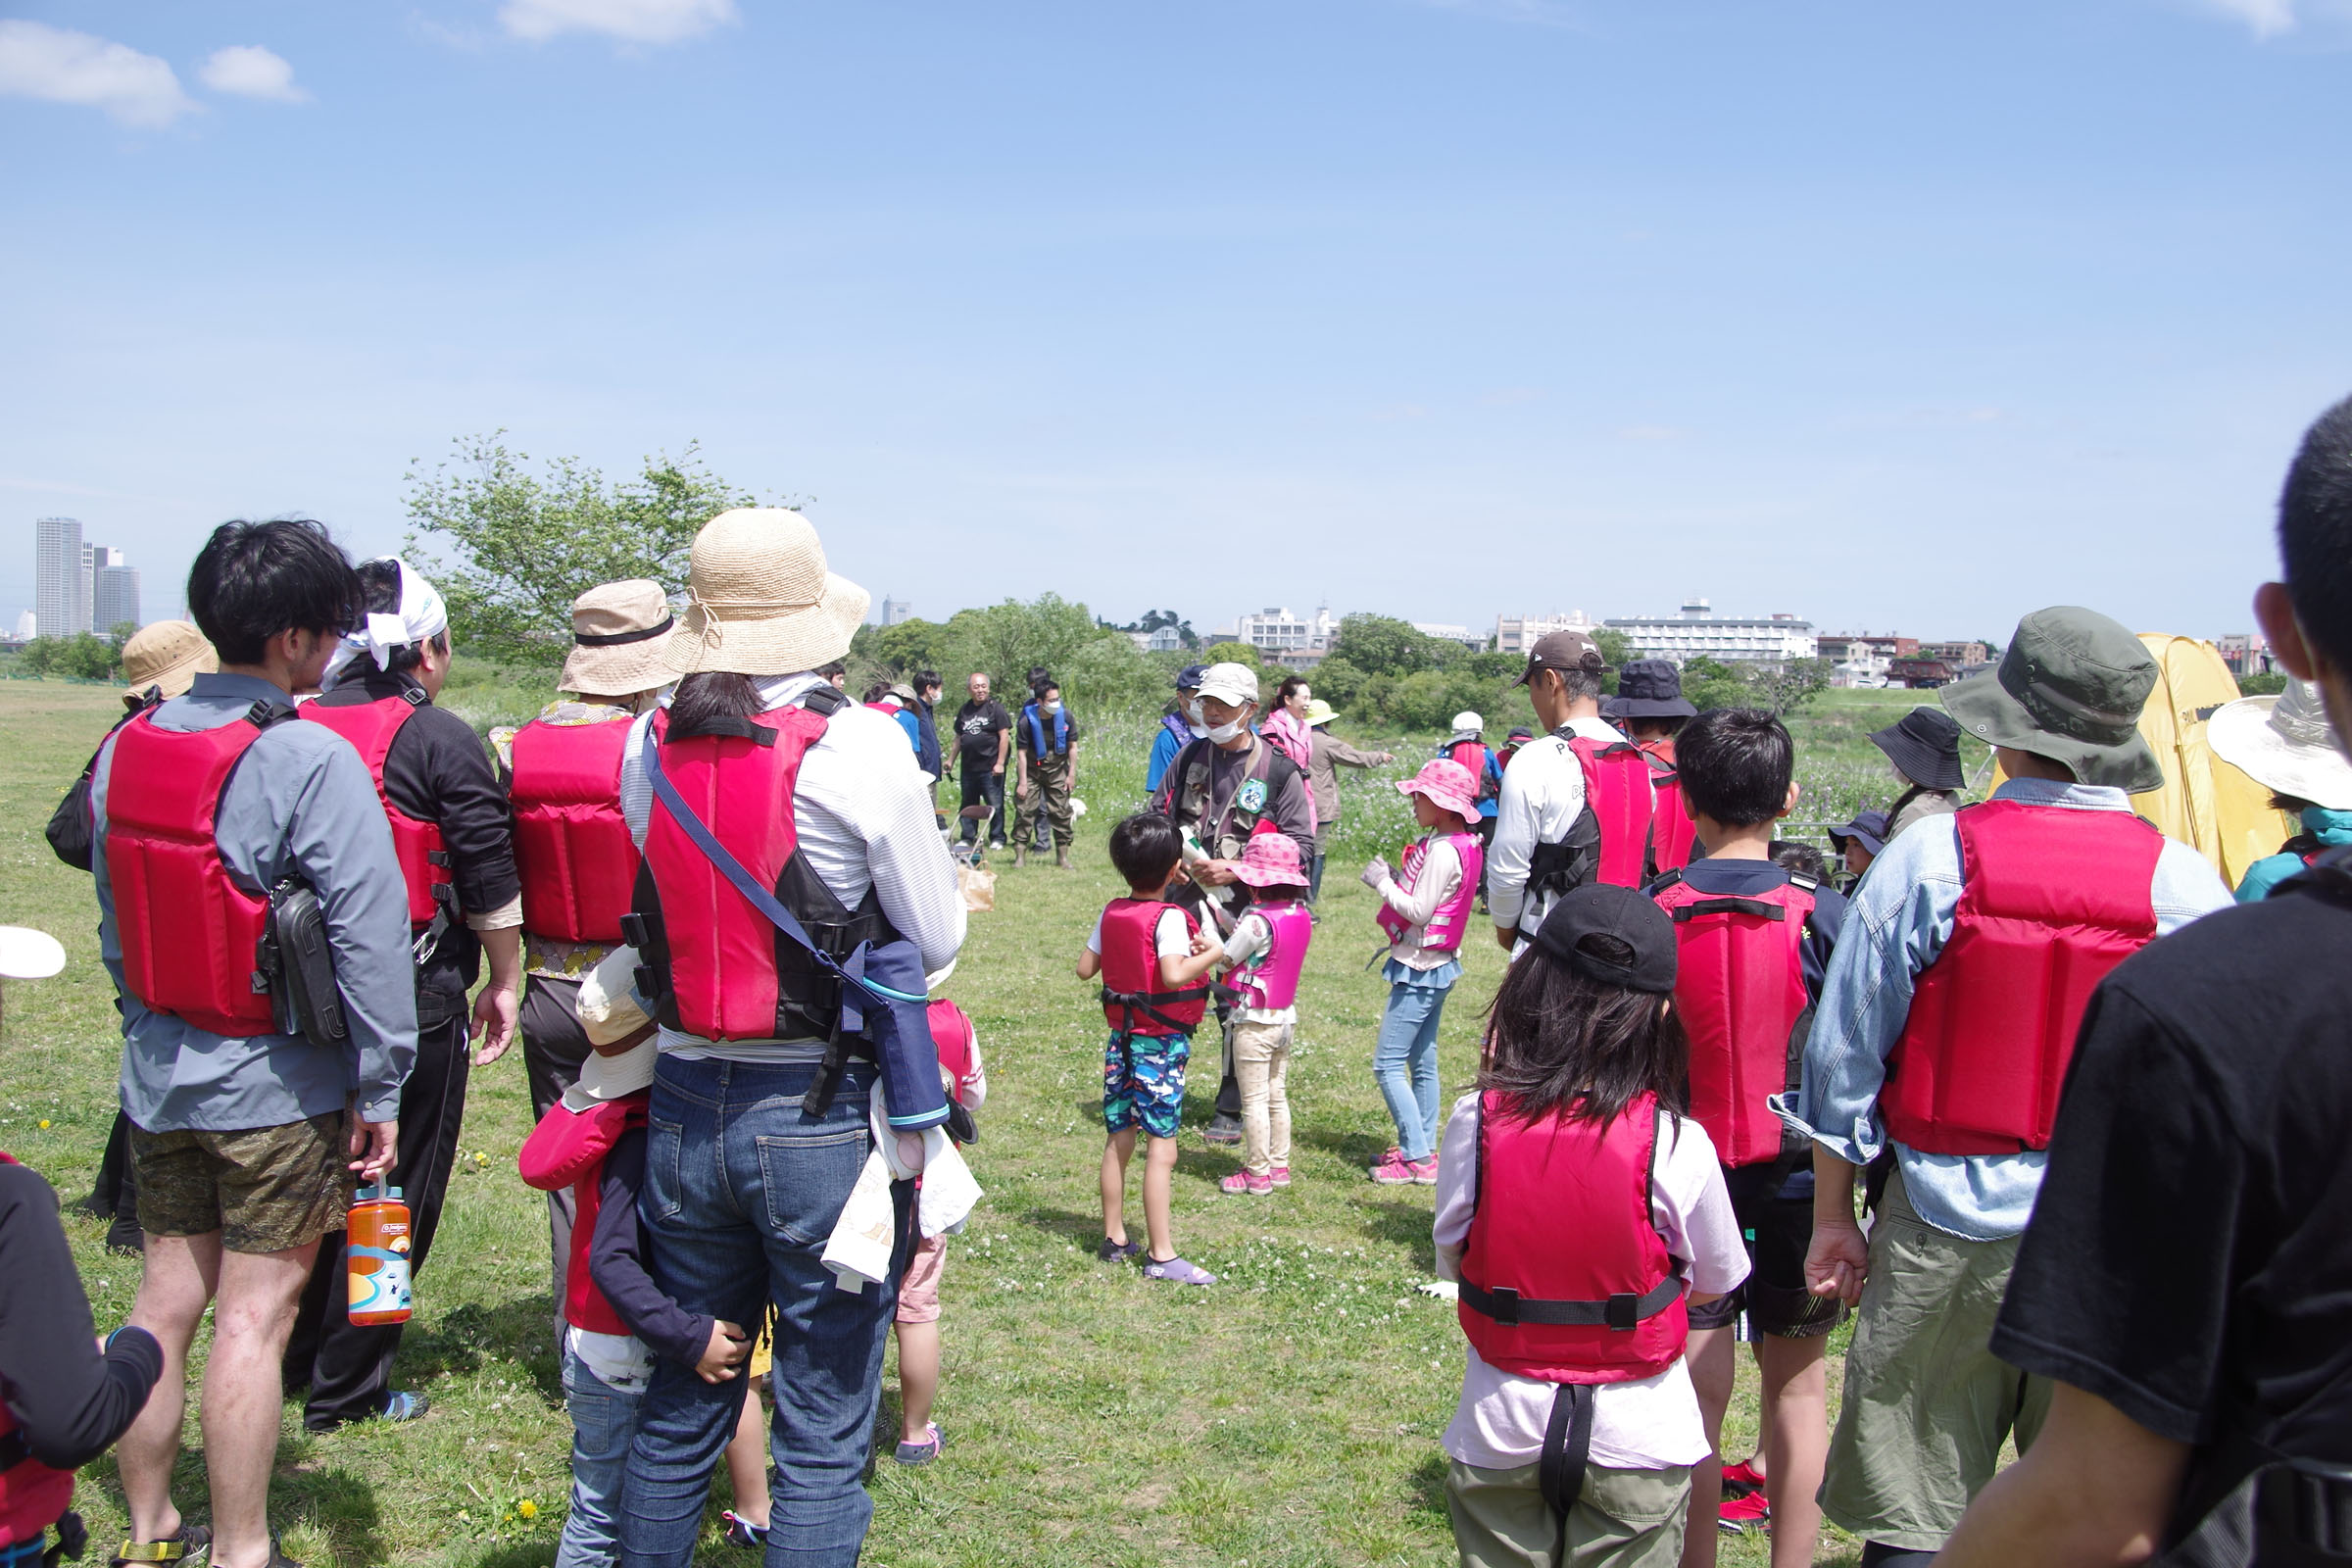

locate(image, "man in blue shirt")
[[94, 520, 416, 1568], [1147, 664, 1208, 795], [1776, 607, 2231, 1567]]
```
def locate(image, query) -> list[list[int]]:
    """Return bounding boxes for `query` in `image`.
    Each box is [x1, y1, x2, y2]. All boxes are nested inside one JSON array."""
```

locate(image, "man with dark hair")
[[1939, 396, 2352, 1565], [94, 518, 415, 1568], [1015, 678, 1080, 867], [282, 556, 523, 1432], [911, 669, 945, 784], [1647, 709, 1846, 1557], [1781, 606, 2232, 1567], [1489, 629, 1642, 956]]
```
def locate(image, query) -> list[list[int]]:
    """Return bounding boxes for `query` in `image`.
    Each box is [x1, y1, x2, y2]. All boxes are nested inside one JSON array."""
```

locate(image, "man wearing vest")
[[282, 557, 525, 1433], [492, 579, 674, 1354], [1489, 628, 1642, 957], [1015, 678, 1080, 868], [1776, 607, 2232, 1568], [1152, 662, 1317, 1148], [93, 519, 416, 1568], [1939, 398, 2352, 1566]]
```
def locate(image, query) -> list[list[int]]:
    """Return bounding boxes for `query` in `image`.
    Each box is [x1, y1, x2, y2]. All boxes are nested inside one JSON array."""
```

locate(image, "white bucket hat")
[[561, 579, 676, 698], [664, 509, 870, 677], [0, 927, 66, 981], [562, 1038, 658, 1111], [2209, 677, 2352, 811], [1449, 710, 1484, 736]]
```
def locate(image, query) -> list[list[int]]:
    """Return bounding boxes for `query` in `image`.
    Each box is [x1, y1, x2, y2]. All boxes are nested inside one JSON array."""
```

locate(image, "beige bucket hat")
[[121, 620, 216, 703], [560, 579, 677, 698], [663, 509, 869, 677]]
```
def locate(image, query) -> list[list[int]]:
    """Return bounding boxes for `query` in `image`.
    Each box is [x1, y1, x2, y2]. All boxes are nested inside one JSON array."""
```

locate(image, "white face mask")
[[1043, 700, 1062, 713], [1207, 717, 1247, 744], [1186, 699, 1205, 726]]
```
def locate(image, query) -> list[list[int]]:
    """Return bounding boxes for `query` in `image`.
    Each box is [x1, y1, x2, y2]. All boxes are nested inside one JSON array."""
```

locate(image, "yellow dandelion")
[[516, 1499, 538, 1520], [35, 1120, 49, 1130]]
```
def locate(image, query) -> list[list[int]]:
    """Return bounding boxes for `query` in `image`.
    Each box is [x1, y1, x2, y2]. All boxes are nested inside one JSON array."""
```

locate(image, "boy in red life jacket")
[[1210, 835, 1315, 1198], [1643, 710, 1848, 1562], [1362, 759, 1487, 1186], [1778, 608, 2232, 1566], [1435, 886, 1748, 1567], [1076, 814, 1225, 1285], [519, 1028, 752, 1565], [492, 578, 674, 1359], [892, 992, 986, 1466]]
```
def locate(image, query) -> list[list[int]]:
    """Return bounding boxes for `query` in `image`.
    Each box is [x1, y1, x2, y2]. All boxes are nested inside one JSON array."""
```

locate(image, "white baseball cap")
[[1196, 662, 1258, 707]]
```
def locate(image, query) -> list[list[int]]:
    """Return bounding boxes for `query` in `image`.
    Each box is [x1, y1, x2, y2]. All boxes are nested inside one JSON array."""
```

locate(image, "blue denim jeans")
[[615, 1055, 910, 1568], [557, 1340, 646, 1568], [1373, 960, 1460, 1160]]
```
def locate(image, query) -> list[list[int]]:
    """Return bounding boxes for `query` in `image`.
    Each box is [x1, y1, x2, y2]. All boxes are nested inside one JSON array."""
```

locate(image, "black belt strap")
[[1538, 1383, 1596, 1552], [1458, 1275, 1685, 1328], [1669, 897, 1787, 922], [1099, 986, 1209, 1036]]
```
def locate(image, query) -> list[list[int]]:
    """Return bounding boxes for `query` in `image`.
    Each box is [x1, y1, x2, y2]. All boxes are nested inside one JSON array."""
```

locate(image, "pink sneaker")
[[1370, 1152, 1438, 1186], [1268, 1165, 1292, 1188], [1219, 1171, 1274, 1197]]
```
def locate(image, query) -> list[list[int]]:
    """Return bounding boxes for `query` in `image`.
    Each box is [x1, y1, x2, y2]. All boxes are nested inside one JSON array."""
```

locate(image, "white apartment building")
[[1235, 605, 1336, 654], [1413, 622, 1486, 650], [1493, 611, 1595, 656], [35, 516, 87, 637], [1603, 598, 1818, 666]]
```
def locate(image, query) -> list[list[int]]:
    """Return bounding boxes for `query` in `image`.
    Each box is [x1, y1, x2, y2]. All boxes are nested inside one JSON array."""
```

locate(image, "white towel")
[[818, 1090, 984, 1294]]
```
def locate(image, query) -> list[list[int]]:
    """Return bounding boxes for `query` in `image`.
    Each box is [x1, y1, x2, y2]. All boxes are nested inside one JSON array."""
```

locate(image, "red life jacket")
[[1648, 764, 1700, 876], [929, 1000, 980, 1104], [0, 1152, 76, 1546], [1651, 872, 1816, 1168], [1882, 801, 2163, 1154], [1570, 736, 1659, 888], [103, 706, 285, 1037], [635, 702, 897, 1043], [515, 1096, 645, 1338], [1447, 740, 1496, 804], [1096, 898, 1208, 1037], [301, 691, 453, 928], [509, 716, 638, 945], [1458, 1092, 1689, 1384]]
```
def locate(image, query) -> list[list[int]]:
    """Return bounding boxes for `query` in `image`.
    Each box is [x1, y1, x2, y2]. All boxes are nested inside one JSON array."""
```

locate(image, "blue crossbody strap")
[[640, 730, 927, 1008]]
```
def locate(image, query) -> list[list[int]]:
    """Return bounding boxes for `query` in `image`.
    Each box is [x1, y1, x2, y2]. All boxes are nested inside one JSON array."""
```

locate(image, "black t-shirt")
[[1992, 863, 2352, 1523], [953, 700, 1010, 766]]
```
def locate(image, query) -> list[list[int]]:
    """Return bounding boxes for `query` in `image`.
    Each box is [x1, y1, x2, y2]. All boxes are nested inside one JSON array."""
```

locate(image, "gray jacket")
[[1307, 729, 1387, 831]]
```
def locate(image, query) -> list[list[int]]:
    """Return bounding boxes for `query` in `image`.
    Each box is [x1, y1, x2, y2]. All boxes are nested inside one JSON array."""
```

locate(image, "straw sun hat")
[[121, 620, 216, 703], [560, 579, 677, 698], [663, 509, 870, 678]]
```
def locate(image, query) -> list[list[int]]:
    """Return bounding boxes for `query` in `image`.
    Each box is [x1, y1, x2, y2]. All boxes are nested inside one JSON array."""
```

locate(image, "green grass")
[[0, 677, 1930, 1565]]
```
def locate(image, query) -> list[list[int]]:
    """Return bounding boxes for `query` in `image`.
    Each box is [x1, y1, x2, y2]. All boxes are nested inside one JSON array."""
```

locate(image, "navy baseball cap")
[[1176, 663, 1208, 691]]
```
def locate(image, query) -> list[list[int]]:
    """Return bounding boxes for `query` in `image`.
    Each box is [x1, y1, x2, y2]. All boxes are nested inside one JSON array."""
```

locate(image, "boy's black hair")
[[1036, 681, 1061, 701], [186, 519, 364, 666], [1770, 840, 1831, 882], [1481, 934, 1689, 1129], [861, 681, 893, 705], [1674, 708, 1793, 826], [814, 659, 846, 678], [2280, 395, 2352, 675], [352, 559, 451, 676], [915, 669, 942, 694], [1108, 813, 1183, 891]]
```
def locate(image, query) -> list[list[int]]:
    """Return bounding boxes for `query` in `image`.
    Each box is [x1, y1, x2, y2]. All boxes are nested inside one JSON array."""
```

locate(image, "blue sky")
[[3, 0, 2347, 642]]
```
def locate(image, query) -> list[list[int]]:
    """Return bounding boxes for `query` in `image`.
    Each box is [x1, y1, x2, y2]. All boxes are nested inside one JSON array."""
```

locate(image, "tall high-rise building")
[[35, 517, 86, 636], [95, 564, 141, 635]]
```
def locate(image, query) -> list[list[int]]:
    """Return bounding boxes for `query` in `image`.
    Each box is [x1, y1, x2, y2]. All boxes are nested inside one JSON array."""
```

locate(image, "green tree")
[[20, 632, 119, 680], [1329, 613, 1446, 677], [2238, 671, 2288, 697], [1594, 628, 1632, 695], [1679, 657, 1753, 712], [1748, 657, 1834, 716], [404, 431, 757, 662]]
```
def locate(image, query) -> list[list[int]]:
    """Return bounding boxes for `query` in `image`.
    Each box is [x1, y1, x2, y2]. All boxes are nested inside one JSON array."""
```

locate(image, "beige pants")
[[1446, 1456, 1691, 1568], [1231, 1017, 1293, 1176]]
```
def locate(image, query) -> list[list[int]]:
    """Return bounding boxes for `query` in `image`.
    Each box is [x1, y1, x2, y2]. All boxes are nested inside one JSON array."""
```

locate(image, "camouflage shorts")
[[128, 1111, 352, 1254]]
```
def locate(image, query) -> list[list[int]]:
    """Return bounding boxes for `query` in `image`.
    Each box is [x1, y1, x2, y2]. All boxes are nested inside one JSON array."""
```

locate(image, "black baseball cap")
[[1176, 662, 1208, 691], [1515, 628, 1611, 687], [1531, 884, 1678, 994]]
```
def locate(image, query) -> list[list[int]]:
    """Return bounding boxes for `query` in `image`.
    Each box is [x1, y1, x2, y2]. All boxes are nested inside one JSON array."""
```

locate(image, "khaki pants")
[[1819, 1166, 2052, 1552], [1232, 1017, 1293, 1176], [1019, 751, 1074, 850], [1446, 1456, 1690, 1568]]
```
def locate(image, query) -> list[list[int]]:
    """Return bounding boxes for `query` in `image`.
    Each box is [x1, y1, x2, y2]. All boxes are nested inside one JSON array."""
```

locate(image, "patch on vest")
[[1238, 777, 1268, 817]]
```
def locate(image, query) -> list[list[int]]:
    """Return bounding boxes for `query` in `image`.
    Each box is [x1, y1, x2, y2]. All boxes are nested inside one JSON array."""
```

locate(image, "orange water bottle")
[[347, 1183, 414, 1326]]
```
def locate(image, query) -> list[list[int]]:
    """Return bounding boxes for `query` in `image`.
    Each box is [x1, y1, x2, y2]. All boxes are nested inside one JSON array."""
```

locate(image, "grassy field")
[[0, 677, 1951, 1566]]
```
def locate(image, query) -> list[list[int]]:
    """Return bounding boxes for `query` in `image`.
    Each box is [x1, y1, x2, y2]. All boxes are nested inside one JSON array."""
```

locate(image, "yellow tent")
[[1988, 633, 2289, 888]]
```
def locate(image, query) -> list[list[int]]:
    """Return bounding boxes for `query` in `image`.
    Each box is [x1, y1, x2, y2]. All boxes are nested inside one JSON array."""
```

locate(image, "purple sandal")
[[1143, 1254, 1216, 1286]]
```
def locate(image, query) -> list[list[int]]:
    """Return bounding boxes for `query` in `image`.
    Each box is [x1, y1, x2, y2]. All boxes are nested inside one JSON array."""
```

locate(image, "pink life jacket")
[[1569, 736, 1658, 889], [301, 691, 454, 927], [515, 1095, 646, 1338], [1377, 831, 1485, 953], [1651, 871, 1817, 1168], [1882, 801, 2163, 1154], [1458, 1092, 1690, 1384], [1232, 899, 1313, 1010], [928, 1000, 981, 1104], [1648, 763, 1700, 876], [103, 706, 285, 1037], [509, 716, 638, 945]]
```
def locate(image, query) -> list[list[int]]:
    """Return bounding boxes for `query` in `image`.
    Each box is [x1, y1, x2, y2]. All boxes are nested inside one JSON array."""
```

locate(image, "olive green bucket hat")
[[1940, 607, 2167, 794]]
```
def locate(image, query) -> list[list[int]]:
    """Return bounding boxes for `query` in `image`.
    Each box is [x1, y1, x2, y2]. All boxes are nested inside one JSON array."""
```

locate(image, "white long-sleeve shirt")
[[1485, 714, 1628, 943], [1376, 833, 1468, 971], [619, 671, 967, 1061]]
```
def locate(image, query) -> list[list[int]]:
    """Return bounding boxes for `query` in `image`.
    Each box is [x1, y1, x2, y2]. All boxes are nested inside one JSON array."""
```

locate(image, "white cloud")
[[198, 45, 310, 103], [499, 0, 736, 44], [0, 20, 197, 127], [2197, 0, 2297, 34]]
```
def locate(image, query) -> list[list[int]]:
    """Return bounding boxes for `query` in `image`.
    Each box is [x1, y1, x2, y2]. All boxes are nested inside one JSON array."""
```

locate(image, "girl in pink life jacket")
[[1361, 758, 1488, 1186], [1211, 834, 1316, 1197], [1435, 885, 1747, 1568]]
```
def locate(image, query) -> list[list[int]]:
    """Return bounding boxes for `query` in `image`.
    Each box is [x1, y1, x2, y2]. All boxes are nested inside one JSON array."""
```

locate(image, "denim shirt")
[[1771, 777, 2232, 1241]]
